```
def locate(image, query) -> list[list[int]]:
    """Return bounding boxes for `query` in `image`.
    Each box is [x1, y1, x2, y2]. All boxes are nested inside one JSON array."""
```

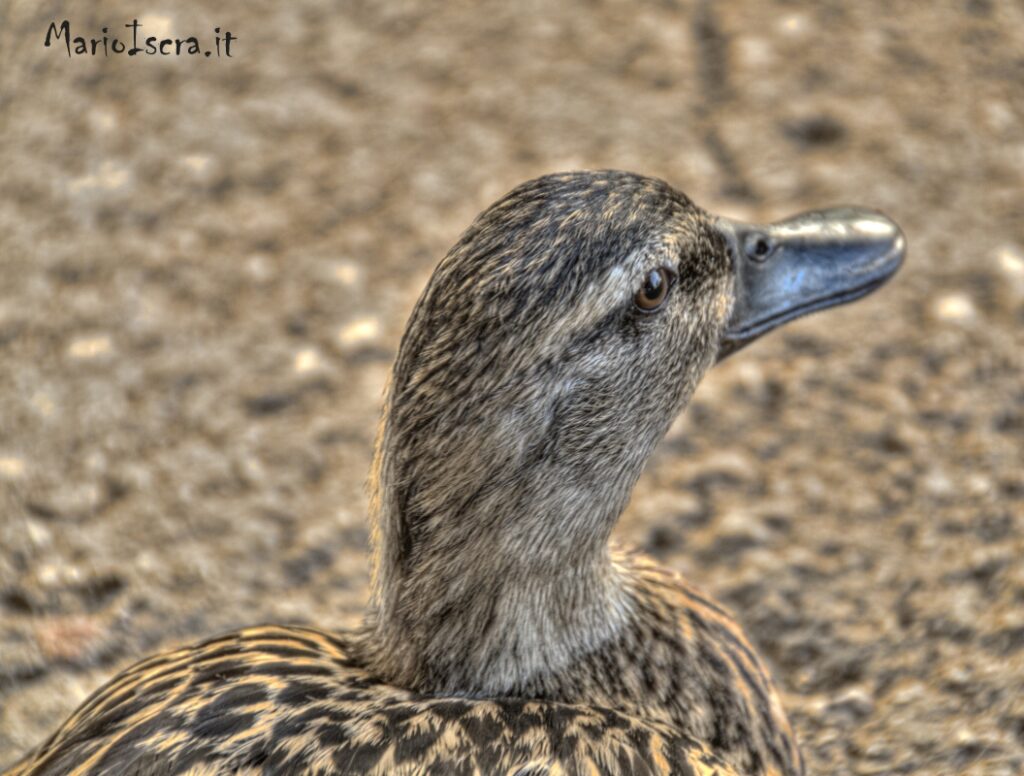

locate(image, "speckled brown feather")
[[9, 625, 746, 776], [8, 543, 800, 775], [6, 172, 804, 776]]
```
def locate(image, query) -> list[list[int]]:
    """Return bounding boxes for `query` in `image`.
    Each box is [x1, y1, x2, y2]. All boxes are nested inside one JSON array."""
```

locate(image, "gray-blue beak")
[[716, 207, 906, 360]]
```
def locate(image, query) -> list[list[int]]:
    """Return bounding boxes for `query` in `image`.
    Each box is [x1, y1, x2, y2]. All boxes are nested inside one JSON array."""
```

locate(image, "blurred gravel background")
[[1, 1, 1022, 773]]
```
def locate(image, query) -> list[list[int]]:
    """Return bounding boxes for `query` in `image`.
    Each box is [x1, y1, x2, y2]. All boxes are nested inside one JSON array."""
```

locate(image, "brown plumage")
[[7, 170, 904, 776]]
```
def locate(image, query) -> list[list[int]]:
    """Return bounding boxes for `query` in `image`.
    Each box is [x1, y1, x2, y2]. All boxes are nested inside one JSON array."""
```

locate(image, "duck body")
[[11, 552, 792, 776], [7, 171, 903, 776]]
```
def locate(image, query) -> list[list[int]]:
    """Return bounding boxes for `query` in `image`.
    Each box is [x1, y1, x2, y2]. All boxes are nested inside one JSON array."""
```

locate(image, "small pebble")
[[67, 335, 112, 359], [737, 37, 774, 69], [997, 245, 1024, 277], [181, 154, 210, 173], [983, 101, 1015, 133], [0, 456, 26, 479], [953, 725, 982, 748], [932, 293, 975, 322], [865, 742, 894, 761], [890, 681, 926, 705], [67, 162, 129, 193], [967, 473, 993, 496], [33, 616, 106, 663], [332, 262, 361, 286], [924, 467, 955, 499], [137, 14, 173, 38], [338, 318, 379, 347], [293, 348, 322, 374], [27, 481, 102, 521], [24, 520, 52, 548], [245, 254, 274, 282], [30, 391, 56, 418], [87, 108, 116, 132], [719, 510, 771, 544], [826, 687, 875, 721], [778, 14, 809, 36]]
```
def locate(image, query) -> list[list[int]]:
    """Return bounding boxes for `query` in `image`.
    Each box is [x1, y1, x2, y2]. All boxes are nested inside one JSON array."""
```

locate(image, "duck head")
[[363, 170, 904, 693]]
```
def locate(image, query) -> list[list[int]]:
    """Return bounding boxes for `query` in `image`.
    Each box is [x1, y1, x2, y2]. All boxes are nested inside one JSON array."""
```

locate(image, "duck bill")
[[715, 207, 906, 361]]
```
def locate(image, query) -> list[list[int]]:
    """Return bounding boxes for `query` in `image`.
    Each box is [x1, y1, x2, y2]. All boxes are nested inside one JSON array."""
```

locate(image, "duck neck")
[[356, 416, 645, 695], [361, 529, 632, 696]]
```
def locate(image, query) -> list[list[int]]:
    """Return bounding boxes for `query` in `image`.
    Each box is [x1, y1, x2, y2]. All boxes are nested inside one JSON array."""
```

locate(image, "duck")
[[6, 170, 905, 776]]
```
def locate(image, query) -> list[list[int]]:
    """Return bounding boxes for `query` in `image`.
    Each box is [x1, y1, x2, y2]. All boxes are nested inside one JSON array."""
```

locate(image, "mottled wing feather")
[[8, 626, 742, 776], [628, 555, 803, 776]]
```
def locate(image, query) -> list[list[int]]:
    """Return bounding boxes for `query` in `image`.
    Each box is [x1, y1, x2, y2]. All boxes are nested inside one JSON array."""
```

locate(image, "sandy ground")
[[1, 1, 1022, 773]]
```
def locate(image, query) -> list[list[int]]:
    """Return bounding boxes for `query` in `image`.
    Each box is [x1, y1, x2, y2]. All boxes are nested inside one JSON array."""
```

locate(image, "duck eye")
[[634, 267, 673, 312]]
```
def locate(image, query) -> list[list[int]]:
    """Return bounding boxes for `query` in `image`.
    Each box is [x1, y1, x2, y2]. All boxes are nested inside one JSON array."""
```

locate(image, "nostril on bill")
[[744, 232, 775, 262]]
